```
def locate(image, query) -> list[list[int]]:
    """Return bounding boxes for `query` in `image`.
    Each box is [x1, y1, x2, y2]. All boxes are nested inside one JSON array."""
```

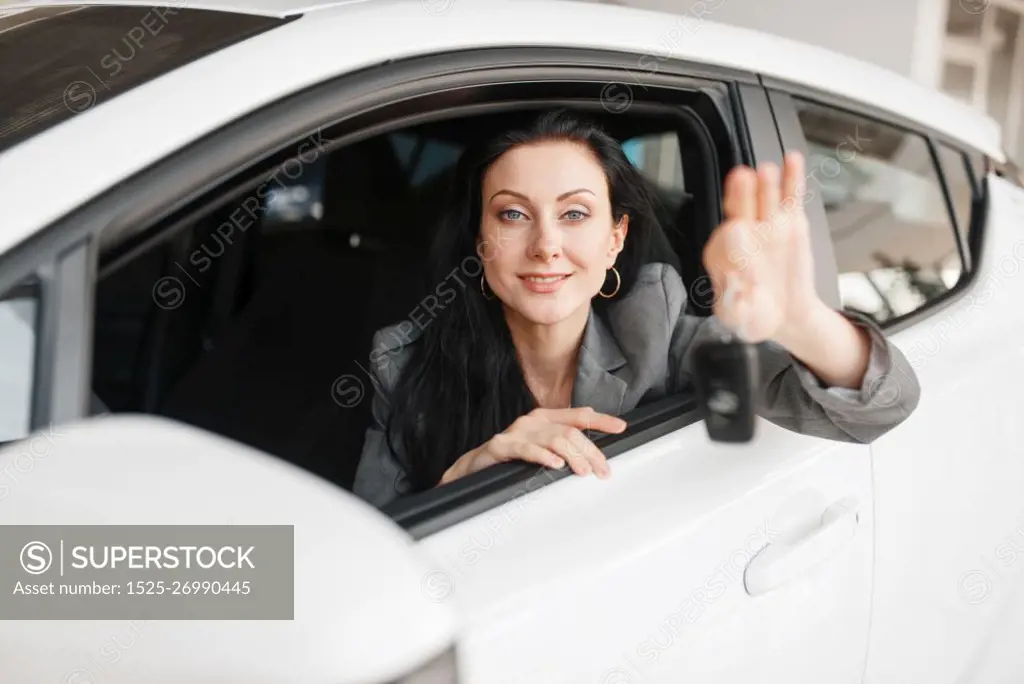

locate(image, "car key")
[[691, 334, 759, 443], [691, 266, 760, 442]]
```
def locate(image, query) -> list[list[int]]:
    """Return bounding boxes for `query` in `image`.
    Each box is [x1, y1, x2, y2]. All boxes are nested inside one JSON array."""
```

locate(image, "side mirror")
[[0, 415, 457, 684]]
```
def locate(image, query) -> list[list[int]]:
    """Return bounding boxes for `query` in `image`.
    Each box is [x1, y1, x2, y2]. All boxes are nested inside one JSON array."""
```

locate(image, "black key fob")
[[691, 339, 759, 443]]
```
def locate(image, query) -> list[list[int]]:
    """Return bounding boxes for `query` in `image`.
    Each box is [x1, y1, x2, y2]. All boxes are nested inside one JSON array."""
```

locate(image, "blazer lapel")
[[573, 309, 629, 416]]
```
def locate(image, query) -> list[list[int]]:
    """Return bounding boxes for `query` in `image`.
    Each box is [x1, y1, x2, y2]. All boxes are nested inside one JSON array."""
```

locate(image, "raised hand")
[[702, 152, 819, 343]]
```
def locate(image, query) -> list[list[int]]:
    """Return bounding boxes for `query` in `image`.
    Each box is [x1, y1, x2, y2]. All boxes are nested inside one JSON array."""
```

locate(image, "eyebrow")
[[488, 188, 596, 203]]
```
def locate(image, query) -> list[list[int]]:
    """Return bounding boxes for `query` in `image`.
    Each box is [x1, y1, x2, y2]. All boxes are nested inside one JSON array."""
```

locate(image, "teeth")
[[525, 276, 565, 283]]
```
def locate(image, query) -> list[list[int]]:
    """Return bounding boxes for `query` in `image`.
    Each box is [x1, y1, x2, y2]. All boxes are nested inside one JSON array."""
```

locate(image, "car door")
[[771, 88, 1024, 683], [400, 81, 874, 684]]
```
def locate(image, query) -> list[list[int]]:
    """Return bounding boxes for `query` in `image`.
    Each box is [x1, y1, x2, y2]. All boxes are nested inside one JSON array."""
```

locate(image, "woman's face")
[[477, 140, 628, 326]]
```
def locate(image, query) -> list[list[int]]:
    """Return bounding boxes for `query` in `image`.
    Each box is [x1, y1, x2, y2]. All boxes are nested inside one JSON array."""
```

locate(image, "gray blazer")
[[352, 262, 920, 508]]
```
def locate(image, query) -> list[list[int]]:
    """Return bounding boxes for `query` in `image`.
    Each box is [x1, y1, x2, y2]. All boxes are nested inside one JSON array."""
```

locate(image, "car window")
[[412, 139, 463, 186], [388, 130, 686, 194], [793, 99, 964, 324], [90, 129, 425, 489], [257, 131, 464, 231], [387, 132, 464, 187], [622, 131, 687, 237], [625, 131, 684, 189], [263, 156, 327, 229], [0, 282, 39, 442], [87, 106, 712, 489]]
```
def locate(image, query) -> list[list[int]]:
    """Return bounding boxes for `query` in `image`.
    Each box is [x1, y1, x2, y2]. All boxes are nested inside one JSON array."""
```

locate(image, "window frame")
[[768, 86, 988, 334], [0, 47, 782, 538], [932, 140, 983, 272], [0, 236, 96, 435], [0, 277, 43, 442]]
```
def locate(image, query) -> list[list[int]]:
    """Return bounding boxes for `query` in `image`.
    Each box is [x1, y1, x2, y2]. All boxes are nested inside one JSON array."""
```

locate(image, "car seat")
[[157, 134, 421, 488]]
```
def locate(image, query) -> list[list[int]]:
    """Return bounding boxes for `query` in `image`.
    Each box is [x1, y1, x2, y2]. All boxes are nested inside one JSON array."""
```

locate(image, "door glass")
[[263, 156, 327, 228], [793, 99, 965, 324], [0, 283, 39, 442], [624, 131, 684, 190], [623, 131, 686, 231], [386, 132, 464, 187]]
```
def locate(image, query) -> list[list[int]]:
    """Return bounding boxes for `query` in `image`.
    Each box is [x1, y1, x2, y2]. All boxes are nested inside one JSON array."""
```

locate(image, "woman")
[[352, 109, 920, 508]]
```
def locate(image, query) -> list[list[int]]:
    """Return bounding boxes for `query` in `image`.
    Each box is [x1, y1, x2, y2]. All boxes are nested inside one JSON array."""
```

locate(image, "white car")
[[1, 0, 1023, 682]]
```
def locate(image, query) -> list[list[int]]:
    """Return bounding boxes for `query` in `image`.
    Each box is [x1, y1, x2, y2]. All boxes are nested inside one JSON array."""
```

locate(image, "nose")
[[528, 219, 562, 262]]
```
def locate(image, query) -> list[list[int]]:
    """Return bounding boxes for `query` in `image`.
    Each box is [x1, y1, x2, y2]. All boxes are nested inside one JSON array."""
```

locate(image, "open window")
[[84, 55, 744, 534]]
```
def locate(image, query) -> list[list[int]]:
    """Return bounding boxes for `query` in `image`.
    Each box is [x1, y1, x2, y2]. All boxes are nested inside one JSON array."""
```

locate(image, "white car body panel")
[[418, 420, 873, 684], [0, 416, 455, 684], [863, 176, 1024, 684], [0, 0, 1003, 257]]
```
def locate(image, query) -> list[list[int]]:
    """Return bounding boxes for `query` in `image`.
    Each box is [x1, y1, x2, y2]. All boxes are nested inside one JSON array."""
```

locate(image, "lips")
[[519, 273, 572, 294], [521, 274, 570, 283]]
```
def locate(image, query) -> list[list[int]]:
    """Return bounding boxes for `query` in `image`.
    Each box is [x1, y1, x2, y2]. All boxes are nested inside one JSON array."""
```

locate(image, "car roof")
[[0, 0, 1003, 258]]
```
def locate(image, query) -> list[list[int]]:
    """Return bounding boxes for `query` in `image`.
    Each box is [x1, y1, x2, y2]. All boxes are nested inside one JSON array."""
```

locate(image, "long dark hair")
[[385, 109, 663, 491]]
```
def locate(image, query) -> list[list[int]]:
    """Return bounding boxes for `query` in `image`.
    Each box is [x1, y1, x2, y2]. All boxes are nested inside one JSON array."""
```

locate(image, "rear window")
[[0, 5, 292, 154]]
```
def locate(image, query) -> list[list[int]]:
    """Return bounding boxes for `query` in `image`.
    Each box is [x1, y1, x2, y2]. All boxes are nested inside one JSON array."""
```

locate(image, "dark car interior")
[[90, 104, 727, 492]]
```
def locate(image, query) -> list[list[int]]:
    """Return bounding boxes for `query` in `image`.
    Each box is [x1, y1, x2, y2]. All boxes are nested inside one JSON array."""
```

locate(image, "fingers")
[[782, 151, 805, 205], [544, 426, 610, 479], [727, 156, 805, 222], [533, 406, 627, 434], [723, 166, 757, 222], [757, 163, 781, 224], [703, 217, 750, 288], [486, 433, 566, 470], [513, 442, 568, 471]]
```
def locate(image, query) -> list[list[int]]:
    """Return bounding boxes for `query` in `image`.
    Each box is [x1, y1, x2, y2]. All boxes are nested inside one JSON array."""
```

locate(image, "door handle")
[[743, 497, 861, 596]]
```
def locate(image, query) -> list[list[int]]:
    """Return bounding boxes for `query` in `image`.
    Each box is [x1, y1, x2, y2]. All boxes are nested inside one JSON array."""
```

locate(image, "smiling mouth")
[[519, 274, 572, 283]]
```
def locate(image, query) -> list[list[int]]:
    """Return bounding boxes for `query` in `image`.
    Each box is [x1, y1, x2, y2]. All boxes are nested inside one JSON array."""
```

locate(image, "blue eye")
[[564, 210, 588, 221], [500, 209, 526, 221]]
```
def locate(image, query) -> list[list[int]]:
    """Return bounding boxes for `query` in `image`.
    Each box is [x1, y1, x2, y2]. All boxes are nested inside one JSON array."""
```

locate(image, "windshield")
[[0, 5, 291, 155]]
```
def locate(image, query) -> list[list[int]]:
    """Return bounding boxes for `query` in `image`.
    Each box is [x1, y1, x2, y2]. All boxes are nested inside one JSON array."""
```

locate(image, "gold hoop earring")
[[480, 276, 495, 300], [599, 267, 621, 299]]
